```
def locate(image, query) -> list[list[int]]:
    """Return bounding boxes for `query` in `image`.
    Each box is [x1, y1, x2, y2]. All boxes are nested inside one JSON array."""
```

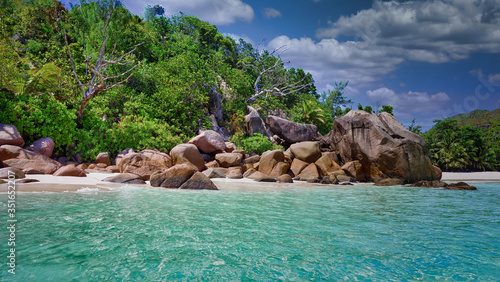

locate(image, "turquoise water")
[[1, 183, 499, 281]]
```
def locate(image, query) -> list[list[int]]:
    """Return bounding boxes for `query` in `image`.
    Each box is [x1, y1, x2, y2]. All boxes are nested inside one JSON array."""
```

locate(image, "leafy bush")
[[230, 132, 283, 155], [73, 115, 184, 162], [0, 92, 77, 154]]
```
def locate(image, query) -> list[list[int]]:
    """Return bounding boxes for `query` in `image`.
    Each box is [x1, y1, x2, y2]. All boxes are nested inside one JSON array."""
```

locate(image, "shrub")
[[73, 114, 184, 162], [230, 132, 283, 155], [0, 92, 77, 154]]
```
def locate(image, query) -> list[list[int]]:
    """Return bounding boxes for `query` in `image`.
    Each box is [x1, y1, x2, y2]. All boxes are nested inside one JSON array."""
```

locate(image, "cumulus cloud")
[[316, 0, 500, 63], [266, 35, 403, 93], [366, 87, 450, 122], [263, 8, 281, 19], [122, 0, 254, 25]]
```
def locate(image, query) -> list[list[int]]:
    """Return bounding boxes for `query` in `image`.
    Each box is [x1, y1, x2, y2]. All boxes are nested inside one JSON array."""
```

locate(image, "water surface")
[[1, 183, 499, 280]]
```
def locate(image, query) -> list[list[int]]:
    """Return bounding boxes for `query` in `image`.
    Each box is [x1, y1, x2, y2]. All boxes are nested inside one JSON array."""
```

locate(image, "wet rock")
[[277, 174, 293, 183], [102, 173, 146, 184], [374, 178, 404, 186], [179, 172, 218, 190], [150, 164, 197, 188]]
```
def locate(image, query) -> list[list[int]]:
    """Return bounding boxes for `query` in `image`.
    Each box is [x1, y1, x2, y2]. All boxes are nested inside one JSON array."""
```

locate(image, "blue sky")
[[65, 0, 500, 130]]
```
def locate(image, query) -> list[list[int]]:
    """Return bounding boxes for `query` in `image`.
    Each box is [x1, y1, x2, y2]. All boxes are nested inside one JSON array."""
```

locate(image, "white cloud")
[[266, 35, 403, 94], [122, 0, 254, 25], [367, 87, 450, 122], [263, 8, 281, 19], [316, 0, 500, 63], [224, 33, 254, 46]]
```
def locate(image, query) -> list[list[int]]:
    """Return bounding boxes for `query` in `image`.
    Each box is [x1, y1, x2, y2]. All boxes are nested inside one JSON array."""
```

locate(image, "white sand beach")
[[1, 171, 499, 193], [442, 172, 500, 182]]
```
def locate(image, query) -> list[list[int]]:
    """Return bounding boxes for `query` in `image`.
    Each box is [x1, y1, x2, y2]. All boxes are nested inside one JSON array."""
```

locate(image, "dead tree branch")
[[62, 4, 144, 120]]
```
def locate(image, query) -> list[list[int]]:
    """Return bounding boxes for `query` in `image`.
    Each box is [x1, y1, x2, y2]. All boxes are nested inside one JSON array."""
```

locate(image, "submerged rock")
[[102, 173, 146, 184], [374, 178, 404, 186]]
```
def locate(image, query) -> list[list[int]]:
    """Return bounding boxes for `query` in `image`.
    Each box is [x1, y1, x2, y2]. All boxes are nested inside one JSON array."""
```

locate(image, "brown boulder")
[[26, 137, 54, 158], [150, 164, 197, 188], [244, 155, 260, 164], [248, 171, 276, 182], [0, 167, 25, 179], [432, 165, 442, 181], [315, 155, 341, 177], [266, 116, 320, 144], [446, 182, 477, 190], [277, 174, 293, 183], [115, 148, 135, 167], [0, 124, 24, 147], [95, 152, 111, 166], [215, 153, 243, 168], [0, 145, 62, 174], [206, 160, 220, 168], [321, 110, 438, 182], [243, 168, 256, 178], [289, 142, 322, 163], [179, 172, 218, 190], [203, 168, 226, 179], [226, 169, 243, 179], [225, 142, 236, 153], [170, 144, 205, 171], [290, 158, 309, 177], [120, 150, 173, 180], [341, 161, 363, 181], [258, 150, 290, 177], [245, 106, 271, 136], [106, 165, 120, 173], [188, 130, 226, 154], [53, 164, 86, 177], [297, 163, 320, 181], [102, 173, 146, 184]]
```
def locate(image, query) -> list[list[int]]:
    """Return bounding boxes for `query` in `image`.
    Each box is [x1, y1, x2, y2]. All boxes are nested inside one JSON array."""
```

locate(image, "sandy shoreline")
[[1, 171, 499, 193]]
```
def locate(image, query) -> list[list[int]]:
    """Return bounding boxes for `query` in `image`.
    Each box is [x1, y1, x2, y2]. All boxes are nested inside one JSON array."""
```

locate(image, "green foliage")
[[423, 118, 498, 171], [73, 114, 183, 162], [380, 105, 394, 115], [407, 119, 422, 135], [320, 81, 350, 119], [0, 92, 77, 153], [230, 133, 282, 155]]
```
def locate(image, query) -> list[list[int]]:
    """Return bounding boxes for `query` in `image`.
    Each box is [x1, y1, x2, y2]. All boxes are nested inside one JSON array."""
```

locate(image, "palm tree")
[[301, 99, 325, 125]]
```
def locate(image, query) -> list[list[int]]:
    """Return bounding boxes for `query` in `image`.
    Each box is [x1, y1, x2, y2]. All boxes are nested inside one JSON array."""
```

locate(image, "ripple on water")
[[1, 183, 499, 280]]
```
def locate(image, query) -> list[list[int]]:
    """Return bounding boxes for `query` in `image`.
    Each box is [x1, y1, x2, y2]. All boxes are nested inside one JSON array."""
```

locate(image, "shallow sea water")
[[1, 183, 499, 281]]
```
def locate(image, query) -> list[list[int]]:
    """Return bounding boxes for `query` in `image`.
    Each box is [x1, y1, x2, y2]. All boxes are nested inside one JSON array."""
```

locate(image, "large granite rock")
[[188, 130, 226, 154], [150, 164, 197, 188], [170, 144, 205, 171], [315, 155, 341, 177], [95, 152, 111, 166], [321, 111, 440, 183], [53, 164, 86, 177], [0, 145, 62, 174], [244, 106, 271, 136], [215, 153, 243, 168], [119, 150, 173, 180], [290, 158, 309, 177], [179, 172, 218, 190], [102, 173, 146, 184], [297, 163, 320, 181], [266, 116, 320, 144], [258, 150, 290, 177], [115, 148, 135, 167], [26, 137, 54, 158], [0, 167, 25, 179], [289, 141, 322, 163], [0, 124, 24, 147]]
